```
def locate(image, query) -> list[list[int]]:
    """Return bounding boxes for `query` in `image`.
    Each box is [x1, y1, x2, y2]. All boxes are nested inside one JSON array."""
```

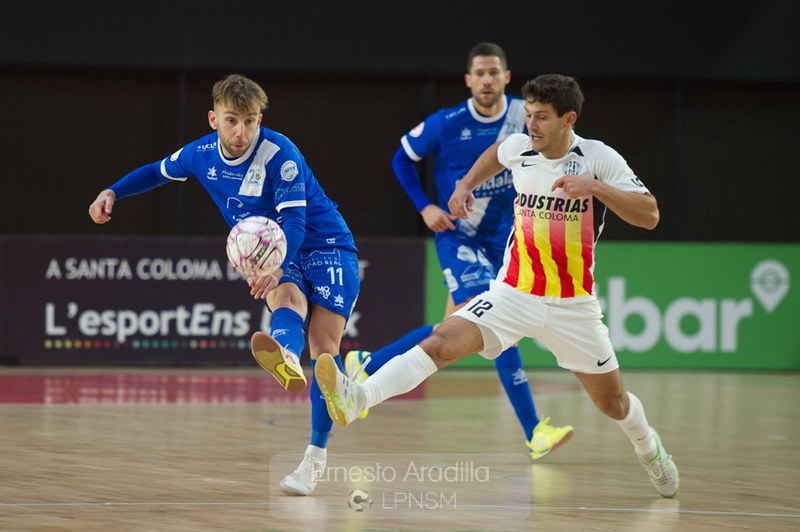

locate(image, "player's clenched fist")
[[89, 189, 116, 224]]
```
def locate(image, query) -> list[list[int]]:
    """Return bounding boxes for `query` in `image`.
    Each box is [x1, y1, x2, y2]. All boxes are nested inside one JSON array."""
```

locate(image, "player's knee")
[[267, 283, 306, 310], [598, 392, 628, 420], [420, 331, 460, 368], [307, 332, 341, 359]]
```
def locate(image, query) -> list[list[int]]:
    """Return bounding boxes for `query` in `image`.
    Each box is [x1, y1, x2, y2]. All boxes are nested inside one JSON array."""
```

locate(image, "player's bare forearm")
[[449, 142, 505, 218], [593, 182, 659, 229], [461, 142, 504, 192]]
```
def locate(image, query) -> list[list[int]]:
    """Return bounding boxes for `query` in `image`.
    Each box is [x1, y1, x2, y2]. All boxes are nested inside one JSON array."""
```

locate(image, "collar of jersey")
[[467, 95, 508, 124], [217, 130, 260, 166]]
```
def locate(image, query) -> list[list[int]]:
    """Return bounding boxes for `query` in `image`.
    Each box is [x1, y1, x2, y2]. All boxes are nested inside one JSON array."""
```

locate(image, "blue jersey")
[[160, 127, 356, 254], [400, 95, 526, 239]]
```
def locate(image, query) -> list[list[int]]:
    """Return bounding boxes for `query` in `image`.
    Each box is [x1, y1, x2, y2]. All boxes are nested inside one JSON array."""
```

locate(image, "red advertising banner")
[[0, 236, 424, 365]]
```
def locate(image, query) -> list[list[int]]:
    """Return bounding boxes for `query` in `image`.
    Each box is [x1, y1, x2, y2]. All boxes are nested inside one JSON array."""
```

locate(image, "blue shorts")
[[434, 229, 508, 306], [275, 248, 360, 320]]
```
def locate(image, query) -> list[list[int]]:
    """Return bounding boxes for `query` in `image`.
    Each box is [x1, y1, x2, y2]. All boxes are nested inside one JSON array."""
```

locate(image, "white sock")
[[361, 345, 438, 409], [615, 392, 657, 461], [305, 444, 326, 461]]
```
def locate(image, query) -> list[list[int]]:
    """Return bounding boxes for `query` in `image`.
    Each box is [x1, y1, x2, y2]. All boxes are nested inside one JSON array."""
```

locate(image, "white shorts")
[[452, 280, 618, 374]]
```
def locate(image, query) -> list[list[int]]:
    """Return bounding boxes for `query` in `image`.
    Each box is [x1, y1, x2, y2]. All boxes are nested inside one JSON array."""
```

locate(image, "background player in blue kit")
[[344, 43, 573, 460], [89, 74, 358, 496]]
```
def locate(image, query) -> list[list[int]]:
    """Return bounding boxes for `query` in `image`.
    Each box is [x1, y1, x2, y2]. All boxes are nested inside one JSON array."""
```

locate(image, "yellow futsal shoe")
[[251, 332, 307, 394], [344, 350, 371, 419], [315, 353, 365, 427], [527, 417, 574, 461]]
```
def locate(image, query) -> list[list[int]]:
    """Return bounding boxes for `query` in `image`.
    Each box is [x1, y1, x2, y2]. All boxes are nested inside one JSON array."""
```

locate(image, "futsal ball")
[[347, 489, 373, 512], [226, 216, 287, 277]]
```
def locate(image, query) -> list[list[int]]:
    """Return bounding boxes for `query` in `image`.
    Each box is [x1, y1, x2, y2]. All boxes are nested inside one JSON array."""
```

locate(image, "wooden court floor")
[[0, 366, 798, 531]]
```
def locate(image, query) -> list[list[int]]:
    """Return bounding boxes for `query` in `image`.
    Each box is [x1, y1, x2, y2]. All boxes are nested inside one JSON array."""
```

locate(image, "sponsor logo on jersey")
[[460, 128, 472, 141], [206, 166, 218, 180], [246, 168, 263, 185], [445, 107, 468, 120], [281, 160, 299, 181], [475, 126, 500, 137], [169, 148, 183, 161], [409, 122, 425, 138], [222, 170, 243, 180], [474, 170, 514, 196], [226, 197, 244, 210], [499, 121, 521, 141], [515, 193, 589, 213], [196, 142, 217, 151]]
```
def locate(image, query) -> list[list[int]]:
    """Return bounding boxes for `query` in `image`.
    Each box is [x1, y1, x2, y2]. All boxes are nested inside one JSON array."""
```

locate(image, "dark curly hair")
[[521, 74, 584, 117]]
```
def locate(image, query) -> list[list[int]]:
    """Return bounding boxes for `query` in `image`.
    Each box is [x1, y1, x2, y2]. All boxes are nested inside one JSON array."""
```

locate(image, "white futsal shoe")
[[279, 444, 326, 496], [639, 428, 679, 498], [315, 353, 366, 427], [344, 350, 372, 419]]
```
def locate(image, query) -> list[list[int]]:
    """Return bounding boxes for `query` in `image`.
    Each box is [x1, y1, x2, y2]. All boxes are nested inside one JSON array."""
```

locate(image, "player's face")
[[525, 100, 576, 159], [465, 56, 510, 114], [208, 104, 262, 158]]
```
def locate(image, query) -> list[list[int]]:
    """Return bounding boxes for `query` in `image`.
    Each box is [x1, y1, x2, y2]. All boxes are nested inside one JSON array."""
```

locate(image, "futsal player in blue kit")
[[344, 43, 573, 459], [89, 74, 358, 495]]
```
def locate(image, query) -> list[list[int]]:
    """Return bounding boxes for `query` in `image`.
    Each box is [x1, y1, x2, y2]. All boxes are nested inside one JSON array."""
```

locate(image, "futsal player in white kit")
[[316, 74, 680, 498]]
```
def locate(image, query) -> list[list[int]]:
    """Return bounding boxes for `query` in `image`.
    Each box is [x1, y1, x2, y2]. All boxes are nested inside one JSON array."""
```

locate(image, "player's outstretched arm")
[[89, 162, 168, 225], [88, 189, 116, 224]]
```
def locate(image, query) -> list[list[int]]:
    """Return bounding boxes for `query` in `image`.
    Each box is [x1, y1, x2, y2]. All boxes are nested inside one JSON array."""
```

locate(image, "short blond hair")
[[212, 74, 268, 114]]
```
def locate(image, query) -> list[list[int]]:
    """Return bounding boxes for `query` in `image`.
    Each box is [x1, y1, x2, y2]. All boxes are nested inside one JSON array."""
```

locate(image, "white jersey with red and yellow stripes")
[[496, 133, 650, 300]]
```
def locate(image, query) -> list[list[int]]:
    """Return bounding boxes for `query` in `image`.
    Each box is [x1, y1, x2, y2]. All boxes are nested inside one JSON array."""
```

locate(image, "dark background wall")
[[2, 0, 798, 242]]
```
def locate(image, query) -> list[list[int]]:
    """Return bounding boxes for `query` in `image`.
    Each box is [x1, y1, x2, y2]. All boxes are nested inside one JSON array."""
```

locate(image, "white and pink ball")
[[226, 216, 287, 276]]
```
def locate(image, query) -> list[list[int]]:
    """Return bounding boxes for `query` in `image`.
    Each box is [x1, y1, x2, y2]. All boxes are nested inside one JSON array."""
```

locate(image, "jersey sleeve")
[[159, 145, 196, 181], [266, 143, 310, 212], [399, 111, 445, 161], [110, 140, 199, 199], [277, 205, 306, 268], [391, 146, 432, 212], [110, 162, 171, 199], [496, 134, 530, 168], [589, 142, 651, 195]]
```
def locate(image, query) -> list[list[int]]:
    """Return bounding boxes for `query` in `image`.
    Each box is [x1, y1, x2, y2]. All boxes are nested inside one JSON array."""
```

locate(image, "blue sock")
[[495, 346, 539, 440], [270, 307, 305, 356], [364, 324, 434, 374], [309, 354, 344, 449]]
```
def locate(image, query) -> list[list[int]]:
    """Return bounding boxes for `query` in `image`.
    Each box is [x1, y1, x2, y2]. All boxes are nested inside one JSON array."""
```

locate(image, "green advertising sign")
[[426, 241, 799, 370]]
